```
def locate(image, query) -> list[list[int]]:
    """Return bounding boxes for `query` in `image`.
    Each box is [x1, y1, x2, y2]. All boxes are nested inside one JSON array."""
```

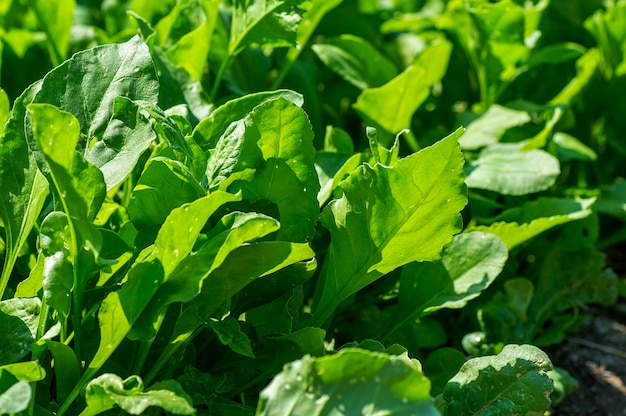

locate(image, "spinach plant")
[[2, 0, 626, 414]]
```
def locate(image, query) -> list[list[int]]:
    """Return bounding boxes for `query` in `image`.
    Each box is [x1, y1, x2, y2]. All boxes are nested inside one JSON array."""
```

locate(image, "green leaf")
[[0, 298, 40, 365], [229, 0, 306, 55], [129, 210, 284, 340], [46, 340, 81, 404], [257, 349, 438, 416], [464, 144, 560, 195], [553, 132, 597, 162], [597, 179, 626, 219], [294, 0, 343, 51], [154, 0, 219, 82], [529, 246, 617, 330], [312, 35, 397, 90], [153, 47, 213, 126], [549, 49, 599, 106], [0, 371, 31, 414], [128, 157, 206, 229], [584, 2, 626, 76], [147, 232, 315, 382], [423, 348, 467, 397], [384, 232, 507, 339], [81, 374, 195, 416], [313, 129, 467, 326], [40, 215, 74, 322], [353, 39, 452, 136], [27, 104, 105, 330], [0, 361, 46, 382], [193, 89, 303, 151], [84, 96, 155, 190], [31, 36, 159, 146], [31, 0, 75, 65], [0, 90, 49, 298], [211, 97, 320, 242], [210, 316, 255, 358], [469, 197, 595, 249], [439, 344, 553, 416], [71, 193, 239, 412], [458, 105, 531, 150]]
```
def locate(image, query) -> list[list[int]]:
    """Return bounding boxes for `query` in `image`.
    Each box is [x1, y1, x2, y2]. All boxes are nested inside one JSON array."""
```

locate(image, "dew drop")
[[284, 384, 291, 390]]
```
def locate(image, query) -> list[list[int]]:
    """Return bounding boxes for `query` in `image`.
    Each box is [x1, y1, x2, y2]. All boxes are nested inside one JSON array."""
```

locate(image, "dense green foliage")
[[1, 0, 625, 414]]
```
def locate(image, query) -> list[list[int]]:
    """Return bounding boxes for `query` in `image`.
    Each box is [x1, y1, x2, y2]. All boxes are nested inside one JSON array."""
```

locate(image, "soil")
[[547, 247, 626, 415]]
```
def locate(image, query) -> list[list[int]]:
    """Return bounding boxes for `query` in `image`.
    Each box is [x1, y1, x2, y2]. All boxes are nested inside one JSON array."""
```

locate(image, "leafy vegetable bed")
[[1, 0, 625, 414]]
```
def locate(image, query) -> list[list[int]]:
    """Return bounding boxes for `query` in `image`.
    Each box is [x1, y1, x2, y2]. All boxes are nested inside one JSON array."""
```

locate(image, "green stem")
[[403, 130, 420, 153], [28, 0, 63, 66], [271, 48, 300, 90], [144, 325, 203, 385], [0, 249, 17, 300], [210, 53, 233, 102], [56, 367, 98, 416]]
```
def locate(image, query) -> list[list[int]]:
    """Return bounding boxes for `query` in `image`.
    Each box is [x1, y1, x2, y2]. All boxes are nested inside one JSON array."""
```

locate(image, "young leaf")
[[229, 0, 306, 55], [271, 0, 343, 88], [193, 89, 303, 151], [80, 374, 195, 416], [464, 144, 560, 195], [210, 97, 320, 242], [312, 35, 397, 90], [383, 232, 507, 339], [154, 0, 220, 82], [469, 197, 595, 249], [439, 344, 553, 416], [210, 316, 255, 358], [31, 0, 75, 65], [313, 129, 467, 326], [128, 157, 206, 229], [458, 105, 531, 150], [353, 39, 452, 142], [257, 349, 438, 416]]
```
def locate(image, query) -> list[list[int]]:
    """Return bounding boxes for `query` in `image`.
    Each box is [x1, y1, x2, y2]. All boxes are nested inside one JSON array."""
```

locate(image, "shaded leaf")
[[439, 344, 553, 416], [0, 298, 40, 365], [0, 371, 31, 414], [0, 87, 49, 298], [384, 232, 507, 339], [312, 35, 397, 90], [257, 349, 438, 416], [210, 316, 255, 358], [128, 157, 206, 229]]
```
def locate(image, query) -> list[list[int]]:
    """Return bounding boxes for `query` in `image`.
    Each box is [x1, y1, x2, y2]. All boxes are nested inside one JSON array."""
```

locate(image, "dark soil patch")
[[547, 302, 626, 415]]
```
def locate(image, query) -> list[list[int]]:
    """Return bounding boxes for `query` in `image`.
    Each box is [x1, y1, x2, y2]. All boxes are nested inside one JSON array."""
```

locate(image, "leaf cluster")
[[2, 0, 626, 414]]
